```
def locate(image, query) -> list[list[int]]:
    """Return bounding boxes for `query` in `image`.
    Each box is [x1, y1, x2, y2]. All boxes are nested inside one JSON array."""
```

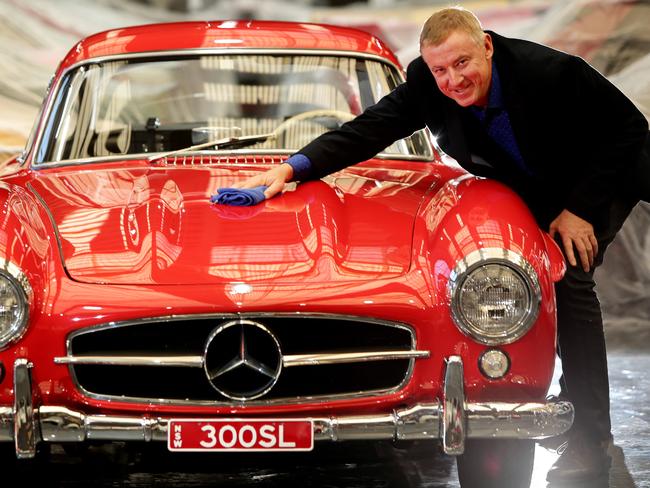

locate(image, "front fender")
[[0, 182, 56, 278], [0, 179, 62, 346], [412, 175, 558, 401]]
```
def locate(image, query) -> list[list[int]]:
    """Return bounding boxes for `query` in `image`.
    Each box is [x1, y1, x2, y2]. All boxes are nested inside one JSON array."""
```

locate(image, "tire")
[[456, 439, 535, 488]]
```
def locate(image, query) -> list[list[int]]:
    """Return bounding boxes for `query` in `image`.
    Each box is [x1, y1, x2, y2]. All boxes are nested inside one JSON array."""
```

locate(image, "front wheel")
[[456, 439, 535, 488]]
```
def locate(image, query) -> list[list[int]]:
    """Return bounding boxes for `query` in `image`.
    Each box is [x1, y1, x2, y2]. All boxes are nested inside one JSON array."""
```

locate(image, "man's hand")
[[234, 163, 294, 200], [549, 209, 598, 272]]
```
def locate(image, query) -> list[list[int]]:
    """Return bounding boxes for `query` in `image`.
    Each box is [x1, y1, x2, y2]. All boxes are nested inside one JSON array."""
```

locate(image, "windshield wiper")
[[147, 133, 275, 163], [216, 133, 275, 149]]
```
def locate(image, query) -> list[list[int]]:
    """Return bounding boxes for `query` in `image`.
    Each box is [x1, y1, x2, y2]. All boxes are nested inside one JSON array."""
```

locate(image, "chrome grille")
[[61, 314, 427, 406]]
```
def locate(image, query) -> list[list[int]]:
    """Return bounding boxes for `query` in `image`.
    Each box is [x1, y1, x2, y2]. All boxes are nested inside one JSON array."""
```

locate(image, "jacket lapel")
[[492, 43, 535, 172], [440, 100, 472, 164]]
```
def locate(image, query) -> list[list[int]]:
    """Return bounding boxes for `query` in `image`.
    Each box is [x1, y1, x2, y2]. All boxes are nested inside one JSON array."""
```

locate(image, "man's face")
[[421, 30, 493, 108]]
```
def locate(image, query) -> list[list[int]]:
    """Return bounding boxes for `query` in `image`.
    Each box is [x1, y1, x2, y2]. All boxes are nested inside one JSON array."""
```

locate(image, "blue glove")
[[211, 185, 268, 206]]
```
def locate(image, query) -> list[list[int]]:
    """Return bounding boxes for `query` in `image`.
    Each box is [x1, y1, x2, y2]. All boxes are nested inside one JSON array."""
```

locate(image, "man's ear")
[[483, 33, 494, 60]]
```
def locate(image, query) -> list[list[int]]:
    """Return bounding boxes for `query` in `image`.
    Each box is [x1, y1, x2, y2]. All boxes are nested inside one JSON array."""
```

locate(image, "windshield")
[[36, 54, 432, 164]]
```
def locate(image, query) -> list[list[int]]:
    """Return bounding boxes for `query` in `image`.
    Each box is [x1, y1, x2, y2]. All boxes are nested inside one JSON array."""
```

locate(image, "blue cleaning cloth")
[[211, 186, 268, 206]]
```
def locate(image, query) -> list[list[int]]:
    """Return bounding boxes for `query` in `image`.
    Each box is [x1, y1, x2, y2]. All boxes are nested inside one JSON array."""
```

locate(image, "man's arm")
[[237, 80, 427, 199], [299, 81, 426, 180]]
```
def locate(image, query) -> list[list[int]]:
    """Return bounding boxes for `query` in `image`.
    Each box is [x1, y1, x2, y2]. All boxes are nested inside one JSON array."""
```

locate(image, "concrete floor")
[[6, 341, 649, 488]]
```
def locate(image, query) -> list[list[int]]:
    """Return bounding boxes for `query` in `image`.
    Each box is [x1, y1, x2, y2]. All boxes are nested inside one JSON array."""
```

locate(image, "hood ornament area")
[[203, 320, 283, 401]]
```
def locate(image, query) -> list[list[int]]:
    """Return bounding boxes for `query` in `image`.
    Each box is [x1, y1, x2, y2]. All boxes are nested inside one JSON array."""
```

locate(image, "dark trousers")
[[555, 197, 638, 443]]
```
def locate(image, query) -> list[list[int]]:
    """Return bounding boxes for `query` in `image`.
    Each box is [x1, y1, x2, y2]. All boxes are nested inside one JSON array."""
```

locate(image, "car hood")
[[30, 162, 440, 285]]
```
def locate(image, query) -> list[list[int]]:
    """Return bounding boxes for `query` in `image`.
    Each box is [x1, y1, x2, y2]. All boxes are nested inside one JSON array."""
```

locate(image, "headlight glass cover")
[[449, 249, 541, 345], [0, 264, 31, 349]]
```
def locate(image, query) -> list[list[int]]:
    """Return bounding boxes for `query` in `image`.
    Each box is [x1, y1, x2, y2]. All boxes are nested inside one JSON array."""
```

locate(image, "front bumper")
[[0, 356, 573, 458]]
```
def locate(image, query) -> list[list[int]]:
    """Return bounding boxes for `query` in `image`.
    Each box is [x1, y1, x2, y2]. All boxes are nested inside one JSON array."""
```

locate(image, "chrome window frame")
[[28, 48, 434, 168]]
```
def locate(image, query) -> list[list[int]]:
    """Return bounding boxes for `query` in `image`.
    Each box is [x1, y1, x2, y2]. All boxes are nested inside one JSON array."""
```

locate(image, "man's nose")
[[448, 69, 462, 86]]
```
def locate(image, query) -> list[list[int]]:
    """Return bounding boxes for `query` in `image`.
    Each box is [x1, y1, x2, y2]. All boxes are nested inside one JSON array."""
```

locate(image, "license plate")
[[168, 419, 314, 452]]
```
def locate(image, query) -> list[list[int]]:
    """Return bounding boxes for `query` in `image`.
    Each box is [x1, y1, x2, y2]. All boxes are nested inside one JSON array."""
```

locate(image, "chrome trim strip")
[[54, 350, 430, 368], [13, 359, 37, 459], [63, 313, 420, 407], [283, 350, 430, 366], [29, 48, 434, 168], [442, 356, 466, 455], [1, 400, 574, 446], [54, 355, 204, 367], [447, 248, 543, 346]]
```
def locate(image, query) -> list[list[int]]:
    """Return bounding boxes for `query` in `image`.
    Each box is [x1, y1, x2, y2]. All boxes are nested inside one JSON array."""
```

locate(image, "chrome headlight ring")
[[0, 260, 32, 350], [448, 248, 541, 345]]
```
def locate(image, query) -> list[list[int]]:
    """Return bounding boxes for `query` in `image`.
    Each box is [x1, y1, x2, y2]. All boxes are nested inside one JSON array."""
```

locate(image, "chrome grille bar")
[[54, 356, 203, 367], [283, 350, 429, 366], [54, 350, 429, 368]]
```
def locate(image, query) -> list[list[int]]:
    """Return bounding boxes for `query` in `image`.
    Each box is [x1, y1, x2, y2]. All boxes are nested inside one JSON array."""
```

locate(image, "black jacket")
[[300, 31, 649, 229]]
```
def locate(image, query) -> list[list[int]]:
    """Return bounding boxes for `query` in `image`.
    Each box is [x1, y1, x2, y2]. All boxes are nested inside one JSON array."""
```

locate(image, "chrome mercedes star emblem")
[[203, 319, 282, 401]]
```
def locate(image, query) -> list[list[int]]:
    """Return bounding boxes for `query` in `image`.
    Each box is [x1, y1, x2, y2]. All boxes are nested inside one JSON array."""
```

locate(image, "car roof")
[[58, 20, 401, 71]]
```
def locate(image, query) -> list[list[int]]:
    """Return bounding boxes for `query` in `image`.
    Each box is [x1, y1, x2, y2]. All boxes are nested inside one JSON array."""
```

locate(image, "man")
[[236, 7, 650, 482]]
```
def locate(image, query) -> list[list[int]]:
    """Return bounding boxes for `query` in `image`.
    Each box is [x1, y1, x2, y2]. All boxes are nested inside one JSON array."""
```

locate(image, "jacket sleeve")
[[563, 56, 648, 222], [298, 79, 427, 180]]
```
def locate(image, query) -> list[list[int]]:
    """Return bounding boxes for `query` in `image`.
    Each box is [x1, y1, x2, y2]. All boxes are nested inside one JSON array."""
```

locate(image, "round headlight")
[[449, 249, 541, 345], [0, 264, 31, 349]]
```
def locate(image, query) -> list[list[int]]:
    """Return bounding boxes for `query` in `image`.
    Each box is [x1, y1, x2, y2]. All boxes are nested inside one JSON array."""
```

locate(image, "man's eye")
[[458, 59, 467, 67]]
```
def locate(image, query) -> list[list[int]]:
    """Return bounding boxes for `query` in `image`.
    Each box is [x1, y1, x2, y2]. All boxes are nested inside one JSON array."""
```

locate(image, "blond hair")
[[420, 6, 484, 48]]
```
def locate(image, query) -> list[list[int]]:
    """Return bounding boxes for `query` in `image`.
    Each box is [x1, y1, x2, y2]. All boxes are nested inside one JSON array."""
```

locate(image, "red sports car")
[[0, 20, 572, 487]]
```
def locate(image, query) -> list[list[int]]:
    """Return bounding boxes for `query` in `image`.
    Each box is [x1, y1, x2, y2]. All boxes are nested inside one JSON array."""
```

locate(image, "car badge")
[[203, 319, 282, 401]]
